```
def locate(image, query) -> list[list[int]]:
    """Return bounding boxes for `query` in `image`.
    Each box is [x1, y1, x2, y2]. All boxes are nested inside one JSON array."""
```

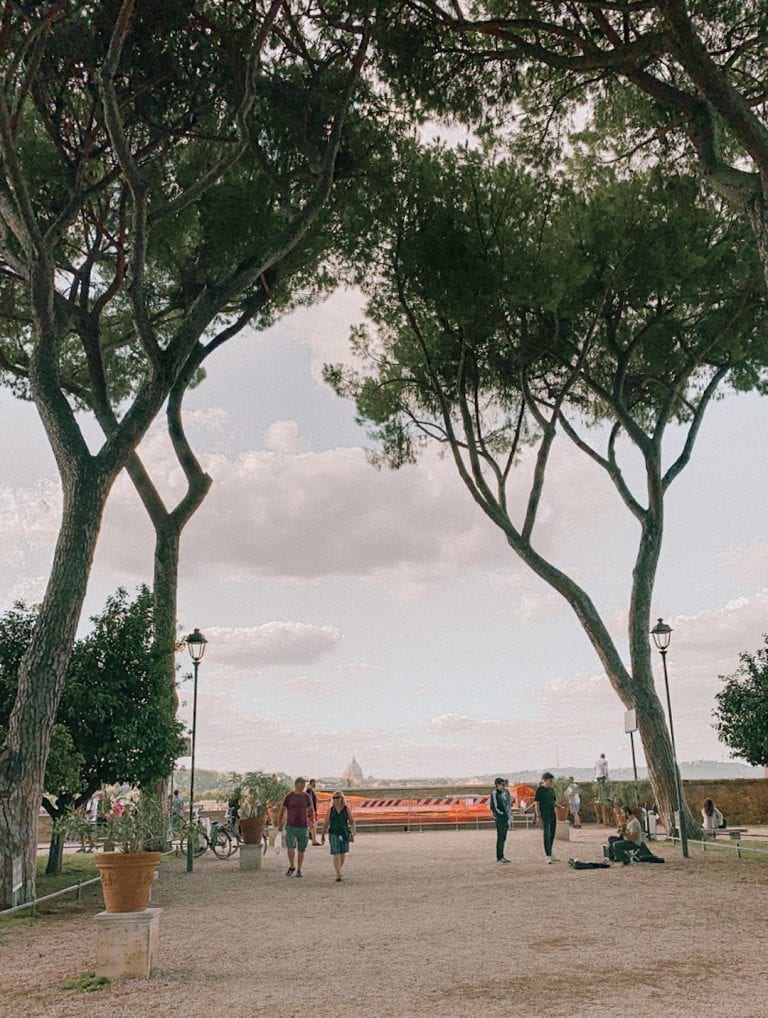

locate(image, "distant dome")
[[342, 756, 364, 786]]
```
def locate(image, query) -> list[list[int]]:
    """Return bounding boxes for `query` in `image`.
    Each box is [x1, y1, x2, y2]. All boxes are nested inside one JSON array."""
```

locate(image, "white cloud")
[[91, 438, 511, 598], [262, 420, 310, 454], [0, 481, 61, 565], [285, 675, 340, 698], [719, 540, 768, 586], [183, 407, 230, 433], [182, 590, 768, 779], [7, 574, 49, 606], [428, 712, 478, 733], [93, 416, 621, 607], [204, 622, 343, 668], [285, 286, 367, 380]]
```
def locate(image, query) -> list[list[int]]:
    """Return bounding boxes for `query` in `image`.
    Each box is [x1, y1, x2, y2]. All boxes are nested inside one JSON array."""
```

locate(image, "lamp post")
[[185, 627, 207, 873], [650, 618, 688, 858]]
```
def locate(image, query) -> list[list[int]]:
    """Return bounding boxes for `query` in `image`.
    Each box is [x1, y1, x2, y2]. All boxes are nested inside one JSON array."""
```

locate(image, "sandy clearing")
[[2, 826, 767, 1018]]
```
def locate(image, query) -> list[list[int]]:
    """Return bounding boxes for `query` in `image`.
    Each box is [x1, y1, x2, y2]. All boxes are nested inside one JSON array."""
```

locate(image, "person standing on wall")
[[534, 772, 558, 864], [594, 754, 609, 799], [490, 777, 513, 864]]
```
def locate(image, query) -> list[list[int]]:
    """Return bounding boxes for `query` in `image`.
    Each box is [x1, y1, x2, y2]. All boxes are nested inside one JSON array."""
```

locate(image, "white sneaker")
[[547, 856, 558, 864], [497, 857, 511, 864]]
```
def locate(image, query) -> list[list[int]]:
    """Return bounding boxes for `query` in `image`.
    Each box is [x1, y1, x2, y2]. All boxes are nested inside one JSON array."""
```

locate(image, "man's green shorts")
[[284, 825, 309, 851]]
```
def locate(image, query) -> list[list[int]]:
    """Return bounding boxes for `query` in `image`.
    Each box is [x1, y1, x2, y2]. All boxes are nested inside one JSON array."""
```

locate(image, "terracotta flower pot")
[[94, 852, 162, 913], [555, 804, 569, 822], [238, 818, 265, 845]]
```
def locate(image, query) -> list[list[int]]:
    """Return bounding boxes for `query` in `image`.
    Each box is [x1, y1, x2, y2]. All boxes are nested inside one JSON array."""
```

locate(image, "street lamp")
[[650, 618, 688, 858], [185, 627, 208, 873]]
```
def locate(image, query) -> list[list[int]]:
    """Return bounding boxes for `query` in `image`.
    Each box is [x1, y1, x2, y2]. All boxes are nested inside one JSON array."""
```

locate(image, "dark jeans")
[[494, 816, 508, 860], [542, 813, 556, 857], [608, 838, 661, 864]]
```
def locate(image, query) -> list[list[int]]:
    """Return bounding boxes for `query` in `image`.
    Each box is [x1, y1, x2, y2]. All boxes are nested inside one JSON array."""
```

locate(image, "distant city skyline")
[[173, 759, 765, 794], [2, 289, 767, 778]]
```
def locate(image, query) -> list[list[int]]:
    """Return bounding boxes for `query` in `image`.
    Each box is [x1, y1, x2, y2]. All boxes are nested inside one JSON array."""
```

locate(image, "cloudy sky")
[[2, 288, 767, 779]]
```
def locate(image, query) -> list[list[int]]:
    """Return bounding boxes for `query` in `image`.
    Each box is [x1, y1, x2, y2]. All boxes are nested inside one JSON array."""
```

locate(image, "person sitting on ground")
[[701, 797, 724, 832], [607, 805, 664, 864]]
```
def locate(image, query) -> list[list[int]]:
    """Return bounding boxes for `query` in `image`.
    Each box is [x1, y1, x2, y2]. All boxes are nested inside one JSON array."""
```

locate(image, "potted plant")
[[236, 772, 291, 845], [56, 794, 163, 913]]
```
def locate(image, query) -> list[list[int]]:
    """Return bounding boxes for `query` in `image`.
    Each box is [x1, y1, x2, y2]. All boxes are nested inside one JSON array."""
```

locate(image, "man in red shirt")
[[277, 777, 315, 877]]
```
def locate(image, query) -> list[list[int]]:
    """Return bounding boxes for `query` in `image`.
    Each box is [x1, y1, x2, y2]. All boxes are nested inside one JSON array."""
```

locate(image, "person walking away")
[[277, 777, 315, 878], [701, 798, 724, 832], [321, 790, 356, 880], [535, 772, 558, 864], [307, 778, 320, 845], [594, 754, 609, 799], [565, 778, 581, 828], [489, 778, 513, 864], [78, 791, 103, 852]]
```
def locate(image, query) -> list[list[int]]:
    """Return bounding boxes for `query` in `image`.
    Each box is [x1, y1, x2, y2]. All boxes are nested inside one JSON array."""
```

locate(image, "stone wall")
[[580, 778, 768, 825]]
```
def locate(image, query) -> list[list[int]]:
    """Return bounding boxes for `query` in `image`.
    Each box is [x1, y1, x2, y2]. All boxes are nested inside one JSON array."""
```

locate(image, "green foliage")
[[327, 144, 768, 469], [61, 972, 111, 993], [715, 639, 768, 766], [0, 587, 186, 802], [56, 796, 165, 853], [0, 1, 384, 409], [237, 771, 292, 819]]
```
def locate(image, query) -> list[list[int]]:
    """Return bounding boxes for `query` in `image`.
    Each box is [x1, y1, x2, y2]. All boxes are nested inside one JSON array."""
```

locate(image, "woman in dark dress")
[[320, 790, 356, 881]]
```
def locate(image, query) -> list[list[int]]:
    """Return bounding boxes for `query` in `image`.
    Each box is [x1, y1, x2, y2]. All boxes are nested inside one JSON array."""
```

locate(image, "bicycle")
[[175, 815, 238, 860]]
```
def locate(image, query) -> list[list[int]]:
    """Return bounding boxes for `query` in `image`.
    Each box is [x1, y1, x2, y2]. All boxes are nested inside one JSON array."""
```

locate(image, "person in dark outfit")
[[489, 777, 513, 864], [321, 790, 356, 880], [307, 778, 320, 845], [534, 772, 558, 864]]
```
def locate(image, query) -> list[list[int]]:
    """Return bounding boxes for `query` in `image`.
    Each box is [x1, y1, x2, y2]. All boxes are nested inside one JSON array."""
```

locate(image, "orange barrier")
[[315, 792, 533, 827]]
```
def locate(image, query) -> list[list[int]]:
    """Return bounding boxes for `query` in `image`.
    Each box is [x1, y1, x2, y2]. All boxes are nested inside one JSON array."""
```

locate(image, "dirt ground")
[[2, 826, 767, 1018]]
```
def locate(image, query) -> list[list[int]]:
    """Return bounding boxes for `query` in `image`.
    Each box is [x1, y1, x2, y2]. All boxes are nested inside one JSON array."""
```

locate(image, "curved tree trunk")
[[122, 372, 213, 851], [0, 470, 111, 907], [507, 534, 692, 833]]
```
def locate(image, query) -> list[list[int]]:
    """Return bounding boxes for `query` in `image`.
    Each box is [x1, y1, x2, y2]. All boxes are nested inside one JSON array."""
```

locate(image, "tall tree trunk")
[[0, 469, 111, 907], [45, 831, 64, 876], [512, 536, 691, 832], [123, 389, 212, 852]]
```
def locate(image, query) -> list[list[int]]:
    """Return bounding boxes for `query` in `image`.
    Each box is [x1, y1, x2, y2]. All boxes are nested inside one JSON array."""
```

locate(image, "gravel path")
[[2, 827, 767, 1017]]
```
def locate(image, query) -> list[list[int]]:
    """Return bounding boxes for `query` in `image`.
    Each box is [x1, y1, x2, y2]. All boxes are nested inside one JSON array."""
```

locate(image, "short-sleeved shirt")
[[535, 785, 557, 817], [282, 791, 313, 827], [624, 815, 644, 843]]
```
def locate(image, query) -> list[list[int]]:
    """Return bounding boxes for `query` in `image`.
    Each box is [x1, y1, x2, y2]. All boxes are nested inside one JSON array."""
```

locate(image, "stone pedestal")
[[239, 843, 263, 871], [94, 908, 161, 980], [554, 821, 570, 842]]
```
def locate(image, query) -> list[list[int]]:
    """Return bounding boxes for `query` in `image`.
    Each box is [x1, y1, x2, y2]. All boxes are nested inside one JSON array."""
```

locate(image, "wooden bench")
[[702, 827, 748, 841]]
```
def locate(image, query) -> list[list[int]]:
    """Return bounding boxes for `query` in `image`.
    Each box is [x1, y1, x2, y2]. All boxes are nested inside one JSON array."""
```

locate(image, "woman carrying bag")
[[321, 790, 356, 881]]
